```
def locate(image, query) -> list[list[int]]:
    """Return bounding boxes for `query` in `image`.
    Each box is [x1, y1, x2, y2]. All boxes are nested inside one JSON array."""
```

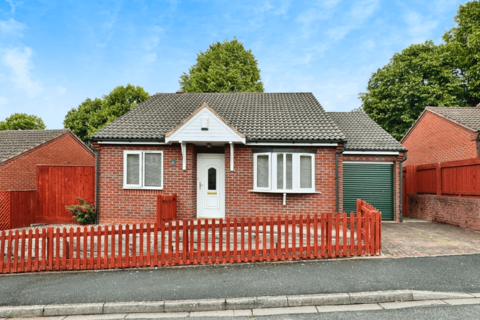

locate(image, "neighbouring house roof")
[[327, 112, 406, 151], [91, 93, 346, 142], [0, 129, 70, 164], [426, 107, 480, 132]]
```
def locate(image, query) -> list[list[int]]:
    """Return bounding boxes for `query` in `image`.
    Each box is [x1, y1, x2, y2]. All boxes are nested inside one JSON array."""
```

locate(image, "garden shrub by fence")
[[0, 200, 381, 274]]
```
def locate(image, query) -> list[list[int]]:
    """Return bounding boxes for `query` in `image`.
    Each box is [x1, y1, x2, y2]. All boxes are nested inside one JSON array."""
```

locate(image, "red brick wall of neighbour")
[[343, 154, 403, 222], [0, 134, 95, 191], [408, 194, 480, 232], [402, 111, 478, 166]]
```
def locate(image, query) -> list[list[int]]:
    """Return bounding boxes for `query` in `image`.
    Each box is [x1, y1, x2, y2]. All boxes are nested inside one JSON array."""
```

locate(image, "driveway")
[[382, 219, 480, 258]]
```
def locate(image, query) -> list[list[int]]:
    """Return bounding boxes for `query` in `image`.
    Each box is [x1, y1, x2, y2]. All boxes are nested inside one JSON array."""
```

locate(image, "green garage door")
[[343, 162, 394, 221]]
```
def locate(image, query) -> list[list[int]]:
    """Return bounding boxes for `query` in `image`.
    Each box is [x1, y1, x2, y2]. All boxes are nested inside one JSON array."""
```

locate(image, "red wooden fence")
[[36, 165, 95, 224], [0, 200, 381, 274], [157, 193, 177, 224], [0, 191, 36, 231]]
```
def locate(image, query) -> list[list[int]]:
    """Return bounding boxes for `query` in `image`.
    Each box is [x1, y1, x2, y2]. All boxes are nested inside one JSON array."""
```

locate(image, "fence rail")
[[0, 200, 381, 274]]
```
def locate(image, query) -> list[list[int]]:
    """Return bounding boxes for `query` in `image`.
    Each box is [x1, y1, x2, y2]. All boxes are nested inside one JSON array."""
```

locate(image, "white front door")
[[197, 154, 225, 218]]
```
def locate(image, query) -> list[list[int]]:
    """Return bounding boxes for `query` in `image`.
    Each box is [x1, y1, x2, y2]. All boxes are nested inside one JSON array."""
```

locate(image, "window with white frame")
[[253, 150, 315, 192], [124, 151, 163, 189]]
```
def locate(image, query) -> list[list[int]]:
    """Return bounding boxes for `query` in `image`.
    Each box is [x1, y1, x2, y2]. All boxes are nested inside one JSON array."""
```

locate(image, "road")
[[0, 255, 479, 306]]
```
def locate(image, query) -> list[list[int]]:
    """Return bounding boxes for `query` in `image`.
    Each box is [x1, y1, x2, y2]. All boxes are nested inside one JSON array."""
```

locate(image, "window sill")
[[123, 187, 163, 190], [248, 190, 321, 194]]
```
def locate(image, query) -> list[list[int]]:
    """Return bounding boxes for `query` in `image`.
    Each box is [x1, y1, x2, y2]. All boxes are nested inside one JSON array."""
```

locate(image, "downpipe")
[[399, 150, 408, 223], [335, 142, 346, 213], [88, 140, 100, 225]]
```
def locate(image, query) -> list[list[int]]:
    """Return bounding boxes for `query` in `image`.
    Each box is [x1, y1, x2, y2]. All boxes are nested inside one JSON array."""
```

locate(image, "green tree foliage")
[[0, 113, 46, 130], [361, 1, 480, 140], [179, 38, 264, 93], [64, 84, 149, 142], [443, 0, 480, 104], [361, 42, 464, 140]]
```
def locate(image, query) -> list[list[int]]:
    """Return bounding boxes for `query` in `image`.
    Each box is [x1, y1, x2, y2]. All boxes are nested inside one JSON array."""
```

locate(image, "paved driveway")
[[382, 219, 480, 258]]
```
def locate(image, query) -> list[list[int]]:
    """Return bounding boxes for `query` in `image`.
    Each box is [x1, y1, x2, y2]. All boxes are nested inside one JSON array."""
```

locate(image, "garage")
[[343, 162, 394, 221]]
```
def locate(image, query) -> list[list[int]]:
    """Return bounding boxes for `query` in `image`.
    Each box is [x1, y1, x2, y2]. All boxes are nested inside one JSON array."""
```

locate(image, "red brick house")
[[401, 106, 480, 166], [90, 93, 406, 223], [0, 129, 95, 191]]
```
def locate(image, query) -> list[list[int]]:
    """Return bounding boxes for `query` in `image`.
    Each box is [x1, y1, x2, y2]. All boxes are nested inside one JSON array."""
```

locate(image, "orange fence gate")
[[0, 200, 381, 274]]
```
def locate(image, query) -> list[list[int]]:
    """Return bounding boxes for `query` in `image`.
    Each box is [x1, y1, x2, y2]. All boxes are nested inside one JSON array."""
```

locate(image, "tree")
[[0, 113, 46, 130], [360, 41, 464, 140], [64, 84, 149, 142], [443, 0, 480, 105], [179, 38, 264, 93]]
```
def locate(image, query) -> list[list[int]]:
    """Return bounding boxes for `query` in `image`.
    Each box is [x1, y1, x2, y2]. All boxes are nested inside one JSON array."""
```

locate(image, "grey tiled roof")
[[427, 107, 480, 131], [0, 129, 69, 164], [91, 93, 345, 142], [327, 112, 405, 151]]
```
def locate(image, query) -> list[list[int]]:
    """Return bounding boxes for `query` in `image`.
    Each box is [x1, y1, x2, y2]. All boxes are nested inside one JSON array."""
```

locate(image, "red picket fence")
[[0, 200, 381, 274]]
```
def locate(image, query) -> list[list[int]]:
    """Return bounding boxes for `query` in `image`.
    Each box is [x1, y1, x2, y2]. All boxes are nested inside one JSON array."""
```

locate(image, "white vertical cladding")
[[180, 141, 187, 171], [166, 108, 245, 143]]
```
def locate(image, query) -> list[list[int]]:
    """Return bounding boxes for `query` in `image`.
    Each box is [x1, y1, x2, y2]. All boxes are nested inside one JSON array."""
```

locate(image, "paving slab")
[[189, 310, 234, 317], [349, 290, 412, 304], [233, 309, 252, 317], [471, 293, 480, 298], [0, 305, 45, 318], [253, 306, 317, 316], [443, 298, 480, 305], [226, 297, 255, 310], [104, 301, 164, 314], [125, 312, 189, 318], [288, 293, 350, 306], [316, 303, 382, 313], [64, 314, 127, 320], [164, 299, 225, 313], [43, 303, 104, 316], [380, 300, 447, 309], [411, 291, 474, 300], [9, 317, 66, 320], [255, 295, 288, 308]]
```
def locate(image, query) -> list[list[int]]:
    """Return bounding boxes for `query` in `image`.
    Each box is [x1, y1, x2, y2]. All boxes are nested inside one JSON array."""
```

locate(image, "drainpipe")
[[399, 150, 408, 223], [88, 140, 100, 225], [335, 142, 346, 213]]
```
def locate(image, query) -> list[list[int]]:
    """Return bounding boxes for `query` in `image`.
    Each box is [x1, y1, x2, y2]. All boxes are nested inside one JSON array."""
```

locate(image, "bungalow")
[[90, 93, 406, 223]]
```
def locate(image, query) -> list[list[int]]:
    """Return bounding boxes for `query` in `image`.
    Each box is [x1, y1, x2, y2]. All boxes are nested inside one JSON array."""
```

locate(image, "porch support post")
[[229, 142, 234, 171], [180, 141, 187, 171]]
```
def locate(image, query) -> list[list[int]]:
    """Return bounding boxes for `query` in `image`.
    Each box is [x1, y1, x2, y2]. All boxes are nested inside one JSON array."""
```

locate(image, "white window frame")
[[253, 153, 271, 191], [253, 152, 316, 193], [123, 150, 164, 190]]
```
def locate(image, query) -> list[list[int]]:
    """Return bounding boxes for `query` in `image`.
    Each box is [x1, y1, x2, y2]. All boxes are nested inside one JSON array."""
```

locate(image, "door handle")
[[199, 182, 203, 189]]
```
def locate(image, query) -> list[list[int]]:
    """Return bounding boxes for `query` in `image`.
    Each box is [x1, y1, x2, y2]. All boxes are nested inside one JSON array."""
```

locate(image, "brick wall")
[[408, 194, 480, 231], [0, 133, 95, 191], [95, 143, 342, 224], [402, 111, 478, 166], [343, 154, 403, 222]]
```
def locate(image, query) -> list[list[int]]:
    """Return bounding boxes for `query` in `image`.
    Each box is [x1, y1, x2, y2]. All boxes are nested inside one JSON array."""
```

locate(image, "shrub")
[[66, 197, 96, 225]]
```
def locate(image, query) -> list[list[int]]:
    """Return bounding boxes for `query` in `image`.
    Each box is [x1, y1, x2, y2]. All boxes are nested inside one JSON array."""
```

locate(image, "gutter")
[[399, 151, 408, 223], [88, 140, 100, 225], [335, 142, 346, 213]]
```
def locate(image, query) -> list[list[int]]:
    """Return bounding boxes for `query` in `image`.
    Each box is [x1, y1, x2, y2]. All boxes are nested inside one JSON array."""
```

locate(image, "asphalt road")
[[1, 255, 480, 306]]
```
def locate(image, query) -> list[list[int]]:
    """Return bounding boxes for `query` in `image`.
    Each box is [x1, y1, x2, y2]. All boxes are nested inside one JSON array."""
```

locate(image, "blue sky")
[[0, 0, 469, 129]]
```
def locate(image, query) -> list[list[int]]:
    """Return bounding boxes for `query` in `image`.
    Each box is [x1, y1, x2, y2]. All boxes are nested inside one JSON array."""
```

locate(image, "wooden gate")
[[36, 166, 95, 224], [157, 193, 177, 224]]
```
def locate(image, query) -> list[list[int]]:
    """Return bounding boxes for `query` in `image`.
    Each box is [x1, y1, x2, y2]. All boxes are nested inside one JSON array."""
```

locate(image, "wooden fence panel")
[[36, 166, 95, 224], [417, 168, 437, 194], [0, 192, 10, 231], [10, 191, 36, 229]]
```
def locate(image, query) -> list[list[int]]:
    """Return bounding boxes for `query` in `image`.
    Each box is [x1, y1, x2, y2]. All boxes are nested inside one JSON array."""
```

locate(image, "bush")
[[67, 198, 96, 225]]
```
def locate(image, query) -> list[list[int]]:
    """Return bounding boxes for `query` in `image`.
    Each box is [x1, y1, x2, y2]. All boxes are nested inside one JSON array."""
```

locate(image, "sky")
[[0, 0, 470, 129]]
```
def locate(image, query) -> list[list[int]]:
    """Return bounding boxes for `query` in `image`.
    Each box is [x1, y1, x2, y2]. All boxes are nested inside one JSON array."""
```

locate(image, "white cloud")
[[6, 0, 22, 14], [404, 11, 440, 44], [0, 97, 8, 105], [2, 47, 43, 98], [0, 18, 26, 37], [57, 86, 66, 95]]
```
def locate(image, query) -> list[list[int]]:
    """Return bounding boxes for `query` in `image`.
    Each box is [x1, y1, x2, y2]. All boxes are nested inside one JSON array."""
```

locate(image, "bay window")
[[124, 151, 163, 189], [253, 150, 315, 192]]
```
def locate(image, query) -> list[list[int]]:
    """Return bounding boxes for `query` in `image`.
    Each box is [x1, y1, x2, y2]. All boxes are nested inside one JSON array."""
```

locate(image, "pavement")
[[382, 219, 480, 257]]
